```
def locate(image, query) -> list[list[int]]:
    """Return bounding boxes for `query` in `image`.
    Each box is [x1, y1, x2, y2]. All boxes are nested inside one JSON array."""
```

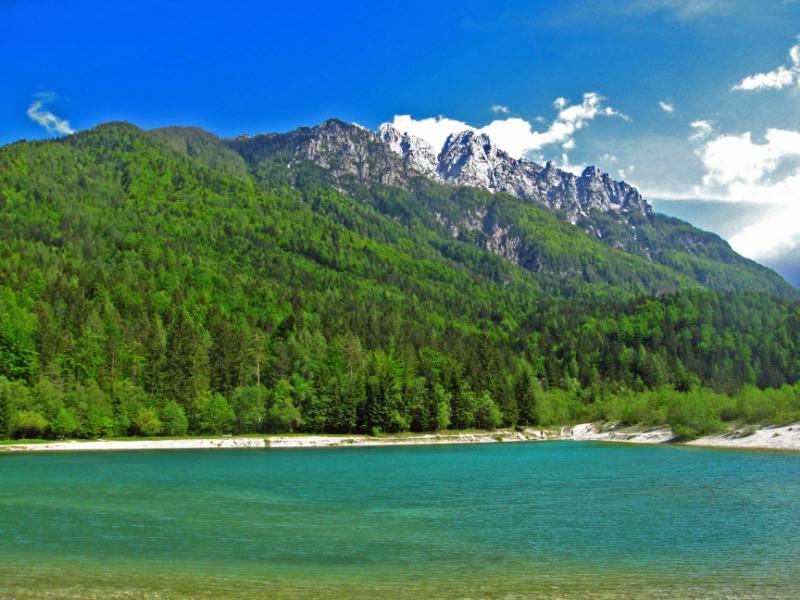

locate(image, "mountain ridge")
[[378, 122, 651, 224], [199, 118, 794, 297]]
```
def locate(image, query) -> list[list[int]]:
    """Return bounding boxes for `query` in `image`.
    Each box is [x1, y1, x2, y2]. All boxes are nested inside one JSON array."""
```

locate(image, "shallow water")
[[1, 441, 799, 598]]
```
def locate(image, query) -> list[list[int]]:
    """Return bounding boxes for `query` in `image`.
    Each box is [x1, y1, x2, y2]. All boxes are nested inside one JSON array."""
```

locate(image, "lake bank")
[[3, 421, 799, 452]]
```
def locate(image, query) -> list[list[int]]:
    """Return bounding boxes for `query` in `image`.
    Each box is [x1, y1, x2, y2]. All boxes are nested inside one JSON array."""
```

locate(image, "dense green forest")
[[0, 122, 799, 440]]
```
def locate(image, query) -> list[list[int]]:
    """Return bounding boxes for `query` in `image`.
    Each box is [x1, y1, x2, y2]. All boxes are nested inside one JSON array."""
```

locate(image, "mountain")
[[652, 198, 800, 288], [0, 121, 798, 440], [222, 119, 793, 297]]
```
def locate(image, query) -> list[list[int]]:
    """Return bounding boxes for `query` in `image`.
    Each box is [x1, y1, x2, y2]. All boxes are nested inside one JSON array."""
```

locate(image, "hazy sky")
[[4, 0, 800, 284]]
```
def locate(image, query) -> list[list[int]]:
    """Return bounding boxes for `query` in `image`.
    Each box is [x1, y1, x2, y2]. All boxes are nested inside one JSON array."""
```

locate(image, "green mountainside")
[[221, 119, 793, 298], [0, 121, 798, 440]]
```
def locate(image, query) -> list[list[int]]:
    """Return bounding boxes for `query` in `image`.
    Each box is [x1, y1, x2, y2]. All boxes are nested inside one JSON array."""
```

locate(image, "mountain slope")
[[0, 121, 798, 440], [214, 119, 794, 297]]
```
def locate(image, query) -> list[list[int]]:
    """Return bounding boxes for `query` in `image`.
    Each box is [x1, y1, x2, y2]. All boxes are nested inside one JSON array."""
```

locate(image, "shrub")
[[161, 401, 188, 436], [535, 389, 576, 426], [198, 393, 235, 434], [131, 407, 162, 436], [265, 393, 303, 433], [51, 407, 79, 438], [12, 410, 49, 439], [667, 393, 723, 440]]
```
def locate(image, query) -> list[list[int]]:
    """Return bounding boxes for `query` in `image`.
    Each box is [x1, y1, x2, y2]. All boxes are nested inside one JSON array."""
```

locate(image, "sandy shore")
[[688, 422, 800, 451], [0, 431, 531, 453], [555, 423, 676, 445], [2, 422, 799, 453]]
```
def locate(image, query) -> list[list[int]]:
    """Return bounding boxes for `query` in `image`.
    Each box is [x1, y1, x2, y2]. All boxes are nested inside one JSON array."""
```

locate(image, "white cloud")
[[733, 66, 795, 91], [618, 165, 635, 180], [659, 100, 675, 113], [600, 153, 618, 162], [388, 92, 626, 159], [697, 128, 800, 189], [690, 126, 800, 259], [26, 93, 74, 135], [490, 104, 510, 114], [729, 201, 800, 259], [689, 120, 713, 141], [389, 115, 472, 154], [696, 40, 800, 262], [732, 40, 800, 91]]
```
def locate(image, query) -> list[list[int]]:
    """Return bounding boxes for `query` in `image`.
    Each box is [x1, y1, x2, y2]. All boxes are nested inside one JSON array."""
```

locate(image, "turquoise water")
[[1, 442, 799, 598]]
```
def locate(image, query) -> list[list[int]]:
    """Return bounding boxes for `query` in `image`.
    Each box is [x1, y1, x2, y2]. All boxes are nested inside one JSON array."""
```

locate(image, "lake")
[[1, 441, 799, 598]]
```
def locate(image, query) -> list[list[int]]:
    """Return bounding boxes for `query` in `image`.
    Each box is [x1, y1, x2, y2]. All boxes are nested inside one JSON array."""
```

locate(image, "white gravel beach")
[[3, 422, 799, 453]]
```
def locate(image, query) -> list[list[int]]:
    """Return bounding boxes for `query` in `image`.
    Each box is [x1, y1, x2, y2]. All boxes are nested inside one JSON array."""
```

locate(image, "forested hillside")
[[0, 122, 798, 440]]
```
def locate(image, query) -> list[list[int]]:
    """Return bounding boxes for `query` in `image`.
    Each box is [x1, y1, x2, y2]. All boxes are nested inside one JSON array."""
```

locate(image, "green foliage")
[[131, 407, 162, 436], [161, 401, 189, 436], [0, 288, 38, 382], [230, 385, 266, 433], [434, 384, 451, 431], [197, 393, 235, 434], [51, 407, 79, 438], [535, 389, 577, 427], [12, 410, 49, 439], [114, 380, 151, 436], [65, 383, 114, 438], [265, 380, 303, 432], [0, 122, 797, 440], [474, 392, 503, 429], [733, 385, 800, 425], [0, 377, 10, 437], [667, 392, 724, 440]]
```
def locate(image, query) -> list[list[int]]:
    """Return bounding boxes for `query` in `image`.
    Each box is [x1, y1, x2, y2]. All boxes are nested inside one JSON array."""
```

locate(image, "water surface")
[[1, 441, 799, 598]]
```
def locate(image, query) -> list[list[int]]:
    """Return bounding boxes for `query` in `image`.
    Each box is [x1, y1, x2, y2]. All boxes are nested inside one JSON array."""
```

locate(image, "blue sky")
[[4, 0, 800, 284]]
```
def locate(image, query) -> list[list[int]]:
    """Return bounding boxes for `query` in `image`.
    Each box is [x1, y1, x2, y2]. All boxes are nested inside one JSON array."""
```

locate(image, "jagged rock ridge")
[[378, 123, 651, 226], [231, 118, 650, 231]]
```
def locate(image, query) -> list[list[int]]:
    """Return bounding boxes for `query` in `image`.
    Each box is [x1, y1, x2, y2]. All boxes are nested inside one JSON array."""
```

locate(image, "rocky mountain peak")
[[575, 166, 649, 216], [378, 123, 438, 178], [581, 165, 601, 178], [438, 130, 505, 185], [374, 121, 652, 228], [231, 118, 652, 244]]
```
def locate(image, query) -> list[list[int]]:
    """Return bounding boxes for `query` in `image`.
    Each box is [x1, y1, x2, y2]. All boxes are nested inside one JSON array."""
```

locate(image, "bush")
[[198, 393, 235, 434], [51, 407, 79, 437], [161, 401, 188, 436], [387, 409, 410, 433], [12, 410, 49, 438], [265, 387, 303, 433], [667, 392, 723, 440], [131, 407, 162, 436], [114, 380, 152, 436], [535, 389, 576, 426], [65, 383, 114, 438]]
